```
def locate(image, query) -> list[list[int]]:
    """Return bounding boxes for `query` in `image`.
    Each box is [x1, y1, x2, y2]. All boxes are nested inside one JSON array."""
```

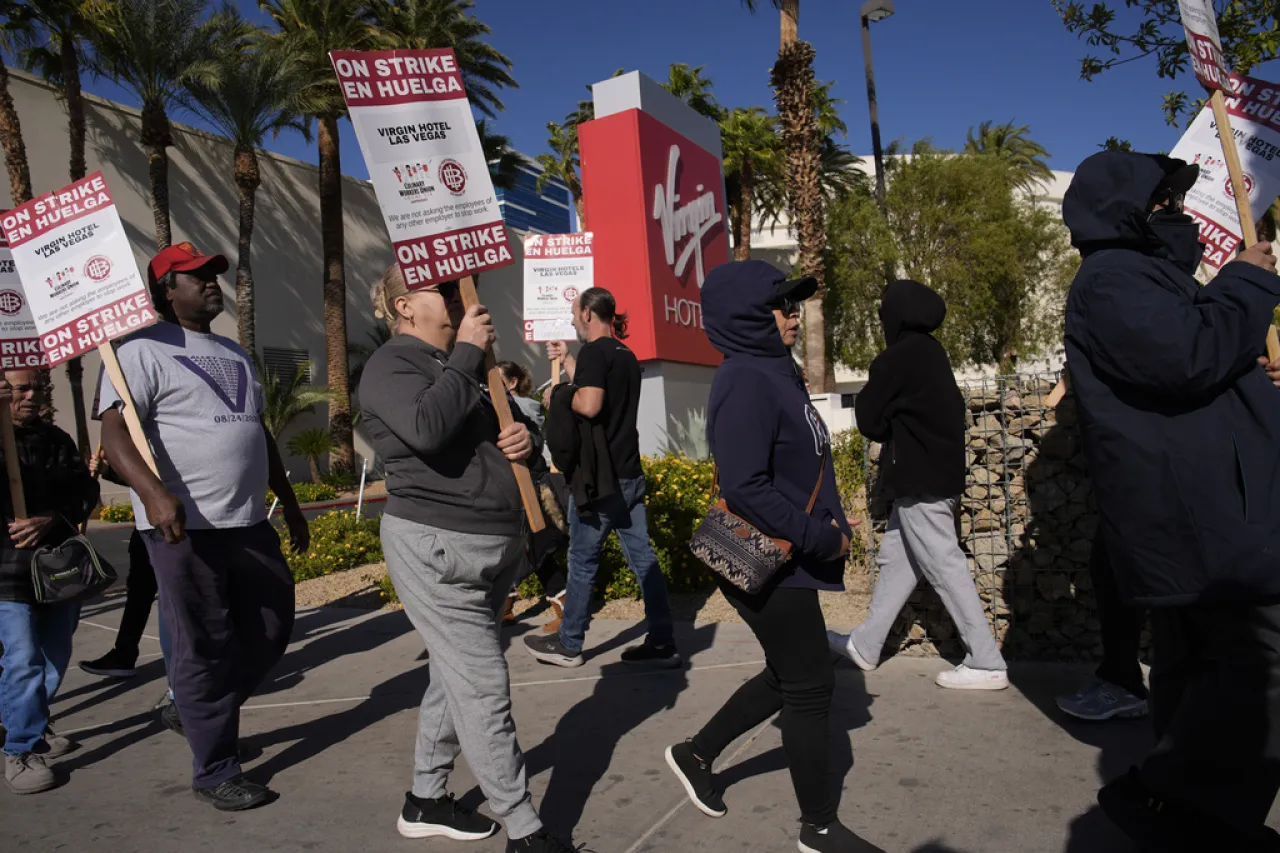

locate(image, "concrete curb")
[[87, 494, 388, 531]]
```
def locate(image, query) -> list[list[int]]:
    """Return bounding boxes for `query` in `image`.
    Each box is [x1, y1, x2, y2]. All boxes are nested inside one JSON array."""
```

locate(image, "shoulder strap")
[[804, 447, 827, 514]]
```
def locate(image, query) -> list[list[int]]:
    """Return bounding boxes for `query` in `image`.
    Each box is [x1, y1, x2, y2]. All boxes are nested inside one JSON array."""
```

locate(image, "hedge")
[[276, 510, 382, 581], [98, 483, 341, 525]]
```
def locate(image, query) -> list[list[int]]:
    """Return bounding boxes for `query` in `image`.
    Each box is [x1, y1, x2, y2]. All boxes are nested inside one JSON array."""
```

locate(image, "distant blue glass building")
[[495, 156, 573, 234]]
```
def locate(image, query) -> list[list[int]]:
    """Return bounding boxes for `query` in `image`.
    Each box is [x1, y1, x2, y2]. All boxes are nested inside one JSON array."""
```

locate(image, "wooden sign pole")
[[459, 275, 545, 533], [549, 357, 562, 474], [98, 341, 159, 477], [1047, 91, 1280, 410], [1210, 88, 1280, 362], [1, 404, 26, 521]]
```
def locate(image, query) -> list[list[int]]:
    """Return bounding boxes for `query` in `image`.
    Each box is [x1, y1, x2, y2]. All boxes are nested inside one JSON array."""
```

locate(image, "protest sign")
[[0, 238, 46, 371], [0, 173, 157, 366], [522, 232, 592, 344], [330, 49, 514, 290], [1178, 0, 1231, 90], [0, 172, 160, 476], [331, 48, 542, 532], [1170, 73, 1280, 269]]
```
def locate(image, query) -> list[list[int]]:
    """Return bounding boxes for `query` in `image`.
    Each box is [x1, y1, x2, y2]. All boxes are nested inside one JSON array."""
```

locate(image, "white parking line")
[[79, 619, 161, 643]]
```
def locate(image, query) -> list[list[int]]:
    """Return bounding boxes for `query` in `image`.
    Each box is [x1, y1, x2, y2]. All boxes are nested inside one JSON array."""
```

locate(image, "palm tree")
[[964, 120, 1054, 192], [255, 352, 332, 438], [259, 0, 378, 472], [477, 118, 520, 191], [0, 2, 34, 205], [287, 427, 336, 484], [662, 63, 724, 122], [15, 0, 97, 457], [365, 0, 515, 119], [721, 107, 780, 260], [536, 120, 584, 228], [743, 0, 831, 390], [186, 27, 314, 355], [810, 81, 865, 203], [84, 0, 229, 251]]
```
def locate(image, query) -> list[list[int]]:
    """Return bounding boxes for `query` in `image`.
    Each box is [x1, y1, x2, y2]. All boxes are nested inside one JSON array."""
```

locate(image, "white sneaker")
[[826, 631, 876, 672], [935, 664, 1009, 691]]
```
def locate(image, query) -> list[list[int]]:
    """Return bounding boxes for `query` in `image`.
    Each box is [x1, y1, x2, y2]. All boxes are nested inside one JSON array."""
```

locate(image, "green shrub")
[[278, 510, 382, 581], [99, 501, 135, 523], [267, 483, 337, 507], [321, 464, 359, 491], [831, 428, 867, 516]]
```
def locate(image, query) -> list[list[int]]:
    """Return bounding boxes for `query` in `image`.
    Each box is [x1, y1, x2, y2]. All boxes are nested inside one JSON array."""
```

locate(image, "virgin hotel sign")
[[579, 72, 727, 366]]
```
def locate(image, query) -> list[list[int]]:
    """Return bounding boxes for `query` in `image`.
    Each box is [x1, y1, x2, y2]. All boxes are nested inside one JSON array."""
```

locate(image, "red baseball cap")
[[148, 241, 229, 287]]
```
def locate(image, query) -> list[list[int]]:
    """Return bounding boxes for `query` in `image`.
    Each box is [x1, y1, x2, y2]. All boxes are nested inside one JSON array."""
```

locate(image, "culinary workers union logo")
[[0, 290, 23, 316]]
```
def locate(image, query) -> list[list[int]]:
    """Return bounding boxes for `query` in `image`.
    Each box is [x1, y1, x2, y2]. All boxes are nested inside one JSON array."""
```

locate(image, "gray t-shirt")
[[97, 322, 268, 530]]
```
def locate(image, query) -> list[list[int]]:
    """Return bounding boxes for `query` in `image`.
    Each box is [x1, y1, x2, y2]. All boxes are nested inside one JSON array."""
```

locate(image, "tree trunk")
[[780, 0, 800, 48], [734, 158, 755, 261], [318, 116, 354, 470], [772, 40, 832, 391], [573, 192, 587, 232], [141, 99, 174, 251], [0, 62, 33, 205], [309, 456, 321, 485], [63, 35, 91, 458], [234, 147, 261, 355]]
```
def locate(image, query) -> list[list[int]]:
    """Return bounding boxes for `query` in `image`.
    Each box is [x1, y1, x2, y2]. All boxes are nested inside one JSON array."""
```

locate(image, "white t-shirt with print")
[[97, 322, 268, 530]]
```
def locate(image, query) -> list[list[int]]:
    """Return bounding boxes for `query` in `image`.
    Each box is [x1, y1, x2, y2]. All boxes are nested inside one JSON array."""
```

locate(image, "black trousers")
[[692, 579, 837, 826], [1090, 533, 1147, 698], [144, 523, 295, 789], [114, 529, 156, 659], [1141, 598, 1280, 838]]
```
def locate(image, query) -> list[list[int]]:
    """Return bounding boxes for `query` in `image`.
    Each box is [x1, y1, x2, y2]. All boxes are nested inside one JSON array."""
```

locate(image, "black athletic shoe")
[[397, 792, 499, 841], [523, 633, 584, 668], [159, 698, 184, 738], [621, 641, 682, 668], [797, 820, 886, 853], [665, 741, 726, 818], [192, 775, 270, 811], [78, 649, 138, 679], [508, 829, 576, 852]]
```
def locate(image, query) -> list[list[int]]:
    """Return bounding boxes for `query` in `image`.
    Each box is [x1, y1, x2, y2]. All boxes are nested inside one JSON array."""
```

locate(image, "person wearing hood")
[[664, 261, 882, 853], [1062, 150, 1280, 851], [827, 280, 1009, 691]]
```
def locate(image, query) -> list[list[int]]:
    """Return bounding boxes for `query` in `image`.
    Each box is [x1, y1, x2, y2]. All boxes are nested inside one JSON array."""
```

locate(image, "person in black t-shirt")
[[524, 288, 677, 669]]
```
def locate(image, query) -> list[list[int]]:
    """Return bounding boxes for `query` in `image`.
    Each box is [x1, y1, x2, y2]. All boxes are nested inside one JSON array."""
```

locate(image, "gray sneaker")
[[5, 753, 56, 794], [1056, 680, 1148, 721]]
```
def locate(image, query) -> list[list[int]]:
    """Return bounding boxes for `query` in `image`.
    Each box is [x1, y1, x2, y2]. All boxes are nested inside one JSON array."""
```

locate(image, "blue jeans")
[[0, 599, 80, 755], [559, 475, 673, 654]]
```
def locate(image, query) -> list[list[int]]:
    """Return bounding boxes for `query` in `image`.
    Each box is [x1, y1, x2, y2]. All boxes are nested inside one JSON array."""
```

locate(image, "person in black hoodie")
[[827, 280, 1009, 691], [1062, 150, 1280, 851], [664, 261, 883, 853]]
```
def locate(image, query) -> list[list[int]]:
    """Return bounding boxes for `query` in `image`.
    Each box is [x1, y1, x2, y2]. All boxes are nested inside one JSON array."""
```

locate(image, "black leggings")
[[114, 529, 157, 658], [1090, 533, 1147, 698], [691, 579, 836, 826]]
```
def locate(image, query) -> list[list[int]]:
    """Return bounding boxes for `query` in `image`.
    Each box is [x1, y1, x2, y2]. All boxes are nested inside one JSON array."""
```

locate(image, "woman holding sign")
[[361, 266, 570, 851], [0, 370, 98, 795]]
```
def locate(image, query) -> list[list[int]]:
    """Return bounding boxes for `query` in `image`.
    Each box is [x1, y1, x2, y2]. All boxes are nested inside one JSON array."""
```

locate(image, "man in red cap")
[[96, 242, 309, 811]]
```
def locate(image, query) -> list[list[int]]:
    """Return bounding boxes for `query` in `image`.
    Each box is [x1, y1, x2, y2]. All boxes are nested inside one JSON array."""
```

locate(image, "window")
[[261, 347, 312, 383]]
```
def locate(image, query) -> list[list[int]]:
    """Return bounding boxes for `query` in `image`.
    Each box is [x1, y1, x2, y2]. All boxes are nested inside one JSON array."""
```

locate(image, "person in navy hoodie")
[[664, 261, 882, 853]]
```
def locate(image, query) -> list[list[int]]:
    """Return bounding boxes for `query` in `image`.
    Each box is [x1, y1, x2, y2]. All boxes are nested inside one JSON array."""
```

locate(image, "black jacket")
[[360, 335, 537, 537], [1063, 150, 1280, 607], [0, 422, 100, 603], [702, 260, 850, 591], [855, 279, 966, 502], [545, 382, 616, 513]]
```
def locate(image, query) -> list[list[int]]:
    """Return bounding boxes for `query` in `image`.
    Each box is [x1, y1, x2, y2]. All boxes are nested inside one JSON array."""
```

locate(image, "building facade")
[[494, 158, 572, 234]]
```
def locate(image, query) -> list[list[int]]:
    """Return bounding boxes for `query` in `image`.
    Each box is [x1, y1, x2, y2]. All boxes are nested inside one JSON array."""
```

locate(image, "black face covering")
[[1148, 210, 1206, 274]]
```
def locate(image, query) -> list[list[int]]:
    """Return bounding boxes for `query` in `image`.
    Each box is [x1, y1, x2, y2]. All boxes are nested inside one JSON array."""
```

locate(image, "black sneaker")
[[397, 792, 499, 841], [621, 642, 682, 668], [192, 775, 270, 811], [159, 698, 184, 738], [798, 820, 886, 853], [78, 649, 137, 679], [523, 633, 584, 668], [665, 741, 726, 818], [508, 829, 576, 852]]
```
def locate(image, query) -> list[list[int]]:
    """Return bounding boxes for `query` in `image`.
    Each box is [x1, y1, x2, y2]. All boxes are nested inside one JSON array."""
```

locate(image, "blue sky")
[[70, 0, 1280, 181]]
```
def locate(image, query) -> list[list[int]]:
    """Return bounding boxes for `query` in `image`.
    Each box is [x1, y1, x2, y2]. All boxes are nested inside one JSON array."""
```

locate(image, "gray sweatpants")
[[850, 497, 1007, 671], [381, 514, 542, 839]]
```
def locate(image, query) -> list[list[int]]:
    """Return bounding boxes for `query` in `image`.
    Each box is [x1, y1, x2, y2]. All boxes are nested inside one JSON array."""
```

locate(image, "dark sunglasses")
[[426, 280, 461, 300], [769, 297, 801, 317]]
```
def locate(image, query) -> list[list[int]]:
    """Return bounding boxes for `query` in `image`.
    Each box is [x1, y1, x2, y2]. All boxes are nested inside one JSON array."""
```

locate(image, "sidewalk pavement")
[[4, 593, 1275, 852]]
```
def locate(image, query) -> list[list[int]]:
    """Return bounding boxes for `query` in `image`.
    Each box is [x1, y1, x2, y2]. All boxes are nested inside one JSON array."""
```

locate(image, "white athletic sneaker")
[[826, 631, 876, 672], [935, 664, 1009, 691]]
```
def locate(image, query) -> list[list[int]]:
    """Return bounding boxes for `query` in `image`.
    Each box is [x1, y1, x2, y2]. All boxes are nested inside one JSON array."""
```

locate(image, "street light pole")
[[860, 0, 894, 214]]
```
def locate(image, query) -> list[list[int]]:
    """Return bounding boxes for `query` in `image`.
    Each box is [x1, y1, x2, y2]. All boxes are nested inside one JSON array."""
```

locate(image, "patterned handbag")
[[690, 452, 826, 595]]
